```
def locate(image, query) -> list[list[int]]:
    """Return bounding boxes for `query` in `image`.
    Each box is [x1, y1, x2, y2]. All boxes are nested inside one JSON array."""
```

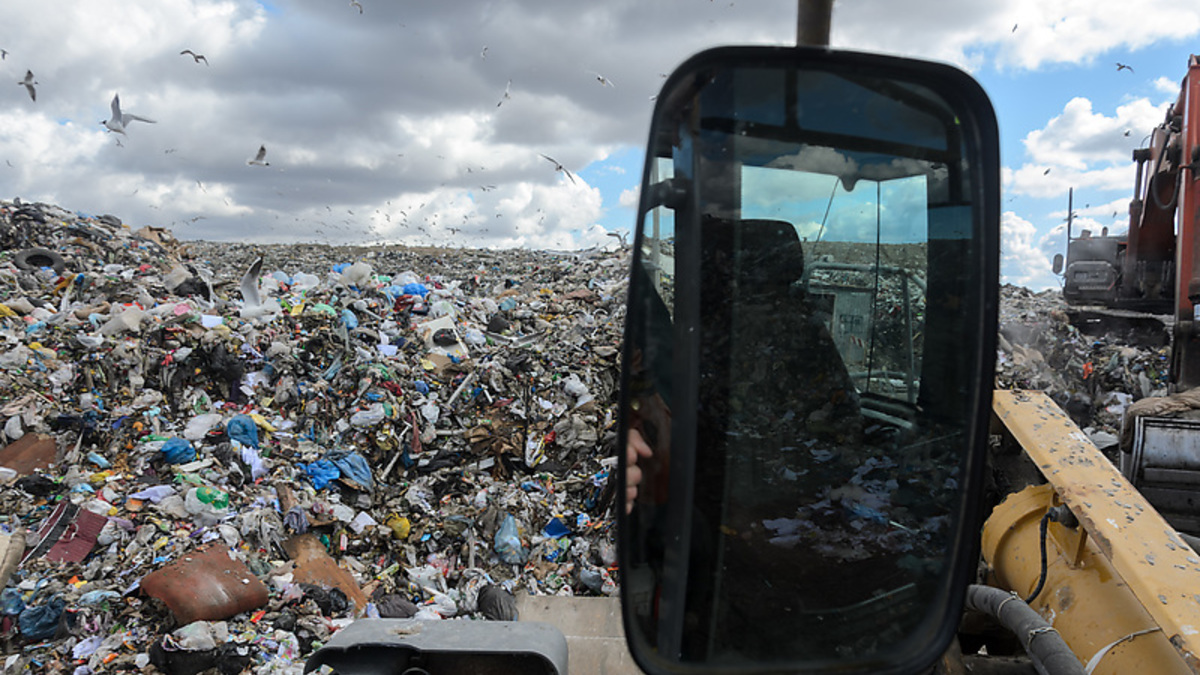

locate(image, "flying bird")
[[179, 49, 208, 65], [1, 49, 8, 60], [17, 70, 36, 102], [1043, 168, 1051, 175], [239, 257, 281, 320], [247, 144, 270, 166], [497, 79, 512, 107], [480, 46, 488, 59], [101, 94, 156, 135], [588, 71, 615, 87], [540, 153, 577, 185], [350, 0, 363, 13], [1116, 63, 1134, 73]]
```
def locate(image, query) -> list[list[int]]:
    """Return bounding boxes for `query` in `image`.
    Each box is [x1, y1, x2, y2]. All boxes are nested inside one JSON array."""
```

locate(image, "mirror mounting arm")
[[646, 177, 690, 211], [796, 0, 833, 47]]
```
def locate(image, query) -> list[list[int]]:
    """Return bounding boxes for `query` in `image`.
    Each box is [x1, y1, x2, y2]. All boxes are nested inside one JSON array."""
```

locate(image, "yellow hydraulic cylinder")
[[983, 483, 1191, 674], [988, 390, 1200, 674]]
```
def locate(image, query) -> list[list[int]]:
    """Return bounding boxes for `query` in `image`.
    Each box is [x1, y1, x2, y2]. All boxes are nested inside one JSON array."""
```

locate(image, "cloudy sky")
[[2, 1, 1199, 289]]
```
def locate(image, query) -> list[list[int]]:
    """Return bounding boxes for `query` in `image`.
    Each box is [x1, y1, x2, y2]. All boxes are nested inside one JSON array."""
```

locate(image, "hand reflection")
[[626, 427, 654, 514]]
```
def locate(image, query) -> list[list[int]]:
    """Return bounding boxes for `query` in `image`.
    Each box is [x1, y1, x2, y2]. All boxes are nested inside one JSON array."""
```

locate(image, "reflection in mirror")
[[621, 48, 996, 674]]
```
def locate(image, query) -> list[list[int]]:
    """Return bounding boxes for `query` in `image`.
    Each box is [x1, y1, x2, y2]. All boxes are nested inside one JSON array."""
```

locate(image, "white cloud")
[[3, 0, 1199, 252], [1024, 97, 1168, 169], [618, 186, 639, 209], [1154, 76, 1183, 97], [834, 0, 1200, 73], [1001, 211, 1057, 290], [1005, 96, 1170, 201]]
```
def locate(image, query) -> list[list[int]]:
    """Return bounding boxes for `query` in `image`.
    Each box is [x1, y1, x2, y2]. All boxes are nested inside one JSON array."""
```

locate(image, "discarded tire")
[[13, 247, 65, 274]]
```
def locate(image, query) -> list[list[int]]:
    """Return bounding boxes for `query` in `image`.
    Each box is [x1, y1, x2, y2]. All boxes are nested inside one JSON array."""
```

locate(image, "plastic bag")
[[1, 588, 25, 615], [225, 414, 259, 448], [161, 437, 196, 464], [350, 403, 386, 427], [327, 450, 373, 491], [494, 514, 527, 564], [19, 596, 65, 641], [304, 459, 340, 489], [184, 486, 231, 525], [402, 282, 429, 297], [184, 413, 224, 441]]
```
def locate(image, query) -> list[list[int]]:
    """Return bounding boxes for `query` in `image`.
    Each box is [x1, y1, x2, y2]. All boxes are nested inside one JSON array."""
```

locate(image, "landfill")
[[0, 199, 626, 673], [0, 197, 1174, 672], [994, 283, 1171, 458]]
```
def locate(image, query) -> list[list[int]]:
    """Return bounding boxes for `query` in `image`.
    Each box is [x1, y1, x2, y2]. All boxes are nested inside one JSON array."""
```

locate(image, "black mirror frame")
[[617, 44, 1001, 675]]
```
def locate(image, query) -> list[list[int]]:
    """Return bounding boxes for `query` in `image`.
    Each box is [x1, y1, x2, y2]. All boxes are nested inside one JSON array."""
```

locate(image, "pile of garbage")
[[0, 199, 628, 672], [0, 196, 1175, 671], [994, 284, 1172, 455]]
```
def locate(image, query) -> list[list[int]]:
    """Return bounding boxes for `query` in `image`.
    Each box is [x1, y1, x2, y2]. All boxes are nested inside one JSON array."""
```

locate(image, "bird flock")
[[10, 47, 270, 168], [5, 5, 629, 249]]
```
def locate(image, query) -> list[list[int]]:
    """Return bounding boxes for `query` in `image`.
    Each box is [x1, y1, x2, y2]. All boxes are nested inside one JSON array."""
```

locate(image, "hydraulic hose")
[[1023, 511, 1052, 605], [964, 585, 1085, 675]]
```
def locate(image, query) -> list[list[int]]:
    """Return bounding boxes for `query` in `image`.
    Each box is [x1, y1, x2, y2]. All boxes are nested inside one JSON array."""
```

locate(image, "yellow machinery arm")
[[985, 390, 1200, 673]]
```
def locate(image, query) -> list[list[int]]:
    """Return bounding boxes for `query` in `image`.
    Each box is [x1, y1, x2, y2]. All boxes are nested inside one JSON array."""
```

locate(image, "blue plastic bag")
[[340, 308, 359, 330], [494, 514, 527, 564], [19, 596, 65, 641], [226, 414, 259, 448], [402, 282, 429, 297], [542, 517, 571, 539], [160, 437, 196, 464], [304, 459, 340, 489], [327, 450, 373, 492], [1, 588, 24, 615]]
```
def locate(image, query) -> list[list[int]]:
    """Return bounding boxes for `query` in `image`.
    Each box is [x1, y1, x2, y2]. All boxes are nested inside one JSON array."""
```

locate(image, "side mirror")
[[618, 46, 1000, 675], [1052, 253, 1064, 275]]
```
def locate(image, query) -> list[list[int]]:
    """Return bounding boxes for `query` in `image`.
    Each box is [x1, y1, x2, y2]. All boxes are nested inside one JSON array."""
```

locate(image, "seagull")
[[101, 94, 156, 135], [480, 46, 488, 59], [180, 49, 208, 65], [1, 49, 8, 60], [247, 144, 270, 166], [540, 153, 577, 185], [1116, 63, 1134, 73], [17, 70, 36, 102], [239, 257, 281, 320], [1043, 168, 1051, 175], [497, 79, 511, 107], [588, 71, 615, 87], [350, 0, 363, 13]]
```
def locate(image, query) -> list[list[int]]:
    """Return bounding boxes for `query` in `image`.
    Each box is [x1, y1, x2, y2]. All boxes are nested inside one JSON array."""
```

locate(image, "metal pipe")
[[796, 0, 833, 47]]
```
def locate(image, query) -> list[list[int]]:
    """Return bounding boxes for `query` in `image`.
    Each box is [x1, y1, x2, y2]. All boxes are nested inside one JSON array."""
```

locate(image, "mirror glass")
[[621, 47, 997, 673]]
